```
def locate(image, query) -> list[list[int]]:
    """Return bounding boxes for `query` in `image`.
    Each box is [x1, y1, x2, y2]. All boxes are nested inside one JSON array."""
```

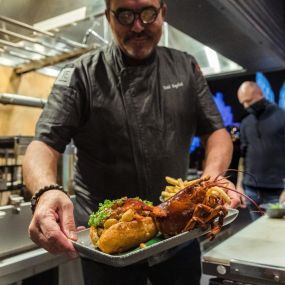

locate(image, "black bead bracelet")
[[30, 184, 68, 214]]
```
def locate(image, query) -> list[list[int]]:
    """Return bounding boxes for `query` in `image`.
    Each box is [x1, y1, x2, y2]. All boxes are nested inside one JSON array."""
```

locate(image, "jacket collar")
[[106, 41, 157, 75]]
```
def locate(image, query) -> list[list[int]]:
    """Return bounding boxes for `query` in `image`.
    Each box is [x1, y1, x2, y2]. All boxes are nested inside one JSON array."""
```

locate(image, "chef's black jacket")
[[35, 42, 223, 225]]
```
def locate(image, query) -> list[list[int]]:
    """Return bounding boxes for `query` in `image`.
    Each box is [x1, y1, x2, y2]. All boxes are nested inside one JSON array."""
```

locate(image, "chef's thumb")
[[60, 204, 78, 241]]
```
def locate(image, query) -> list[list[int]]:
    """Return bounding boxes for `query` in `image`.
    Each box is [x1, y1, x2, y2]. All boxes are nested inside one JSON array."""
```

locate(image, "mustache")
[[124, 32, 151, 42]]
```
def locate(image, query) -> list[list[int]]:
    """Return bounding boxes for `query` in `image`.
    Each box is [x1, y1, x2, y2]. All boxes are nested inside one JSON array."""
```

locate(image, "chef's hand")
[[28, 190, 78, 258], [234, 184, 247, 208], [223, 178, 246, 209]]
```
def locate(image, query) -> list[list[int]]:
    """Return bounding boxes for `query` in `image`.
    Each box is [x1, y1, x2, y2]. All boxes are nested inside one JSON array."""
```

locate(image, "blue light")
[[278, 82, 285, 110], [189, 136, 201, 153], [189, 91, 236, 153], [213, 92, 233, 127], [256, 72, 275, 103]]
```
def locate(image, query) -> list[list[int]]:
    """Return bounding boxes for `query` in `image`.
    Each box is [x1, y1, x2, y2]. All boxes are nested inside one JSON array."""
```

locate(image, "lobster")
[[152, 175, 256, 240]]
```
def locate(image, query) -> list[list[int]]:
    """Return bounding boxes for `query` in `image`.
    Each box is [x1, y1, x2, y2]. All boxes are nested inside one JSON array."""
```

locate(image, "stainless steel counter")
[[0, 201, 36, 258], [202, 215, 285, 285], [0, 197, 84, 285], [1, 247, 67, 284], [0, 247, 84, 285]]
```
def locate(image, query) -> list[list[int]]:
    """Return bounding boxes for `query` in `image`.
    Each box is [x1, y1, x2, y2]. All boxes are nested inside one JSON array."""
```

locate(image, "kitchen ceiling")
[[0, 0, 284, 78], [165, 0, 285, 74]]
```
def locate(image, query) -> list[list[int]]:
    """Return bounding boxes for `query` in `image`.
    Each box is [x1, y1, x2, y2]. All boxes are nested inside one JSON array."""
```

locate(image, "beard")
[[123, 31, 155, 59]]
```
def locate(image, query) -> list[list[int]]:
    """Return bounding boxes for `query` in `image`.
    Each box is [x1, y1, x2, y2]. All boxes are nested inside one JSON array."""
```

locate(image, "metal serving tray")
[[72, 208, 239, 267]]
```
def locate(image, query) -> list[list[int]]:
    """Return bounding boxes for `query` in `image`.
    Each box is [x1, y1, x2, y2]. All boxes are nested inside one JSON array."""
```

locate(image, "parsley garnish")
[[88, 197, 153, 227], [88, 199, 120, 227]]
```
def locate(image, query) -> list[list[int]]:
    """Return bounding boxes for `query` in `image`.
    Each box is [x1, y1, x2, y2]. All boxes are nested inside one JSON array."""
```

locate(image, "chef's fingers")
[[239, 195, 247, 208], [29, 224, 65, 254], [219, 178, 240, 209], [226, 189, 242, 209], [58, 200, 78, 241], [29, 195, 78, 257], [228, 197, 240, 209], [40, 219, 78, 258], [29, 214, 76, 257], [77, 226, 86, 231]]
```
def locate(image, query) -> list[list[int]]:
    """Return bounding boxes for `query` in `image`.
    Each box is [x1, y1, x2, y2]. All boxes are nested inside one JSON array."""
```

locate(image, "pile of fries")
[[160, 176, 201, 201], [160, 176, 231, 204]]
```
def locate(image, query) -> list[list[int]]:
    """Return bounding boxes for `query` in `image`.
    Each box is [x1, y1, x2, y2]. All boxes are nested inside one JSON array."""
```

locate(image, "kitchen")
[[1, 0, 285, 284]]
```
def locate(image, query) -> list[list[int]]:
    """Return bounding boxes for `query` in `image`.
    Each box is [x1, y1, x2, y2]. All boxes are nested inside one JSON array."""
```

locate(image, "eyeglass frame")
[[109, 2, 164, 26]]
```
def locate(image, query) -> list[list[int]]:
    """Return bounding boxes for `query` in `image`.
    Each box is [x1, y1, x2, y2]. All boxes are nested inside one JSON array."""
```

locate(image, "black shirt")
[[35, 43, 223, 219]]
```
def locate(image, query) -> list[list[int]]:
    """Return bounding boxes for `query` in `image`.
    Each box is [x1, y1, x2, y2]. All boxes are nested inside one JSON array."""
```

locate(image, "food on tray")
[[156, 175, 231, 239], [160, 176, 202, 201], [160, 176, 231, 203], [88, 175, 235, 254], [88, 197, 162, 254]]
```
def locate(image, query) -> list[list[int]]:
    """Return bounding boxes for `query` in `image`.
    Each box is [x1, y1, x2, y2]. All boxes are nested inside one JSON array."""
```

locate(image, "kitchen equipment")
[[0, 195, 84, 285], [0, 136, 32, 194], [0, 201, 36, 258], [203, 215, 285, 285]]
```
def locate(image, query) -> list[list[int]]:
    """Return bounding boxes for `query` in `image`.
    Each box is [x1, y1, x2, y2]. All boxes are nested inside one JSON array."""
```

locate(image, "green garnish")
[[88, 197, 153, 227], [88, 198, 124, 227]]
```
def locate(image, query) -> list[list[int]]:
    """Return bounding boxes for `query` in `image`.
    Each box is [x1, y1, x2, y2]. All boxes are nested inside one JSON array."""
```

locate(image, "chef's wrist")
[[31, 184, 69, 214]]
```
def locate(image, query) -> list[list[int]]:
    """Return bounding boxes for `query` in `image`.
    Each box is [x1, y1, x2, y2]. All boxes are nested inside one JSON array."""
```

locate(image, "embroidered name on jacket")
[[163, 82, 184, 90], [54, 67, 75, 87]]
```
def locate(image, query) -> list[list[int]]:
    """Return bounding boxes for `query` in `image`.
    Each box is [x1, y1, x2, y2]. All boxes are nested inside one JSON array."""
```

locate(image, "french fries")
[[206, 186, 231, 205], [161, 176, 231, 204], [161, 176, 201, 201]]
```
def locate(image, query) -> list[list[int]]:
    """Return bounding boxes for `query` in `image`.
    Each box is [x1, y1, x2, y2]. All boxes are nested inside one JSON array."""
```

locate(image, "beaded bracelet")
[[30, 184, 68, 214]]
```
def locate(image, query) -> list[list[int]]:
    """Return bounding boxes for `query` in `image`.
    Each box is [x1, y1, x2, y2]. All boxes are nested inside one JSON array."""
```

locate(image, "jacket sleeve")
[[189, 56, 224, 136], [35, 63, 89, 153]]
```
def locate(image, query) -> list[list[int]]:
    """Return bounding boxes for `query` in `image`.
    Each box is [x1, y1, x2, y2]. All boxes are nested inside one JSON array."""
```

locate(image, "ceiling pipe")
[[0, 28, 68, 53], [82, 28, 108, 44], [0, 15, 88, 49], [0, 39, 49, 57], [0, 93, 47, 108]]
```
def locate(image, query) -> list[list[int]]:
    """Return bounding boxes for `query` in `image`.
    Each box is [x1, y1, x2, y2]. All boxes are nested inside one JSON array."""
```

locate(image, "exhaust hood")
[[0, 0, 247, 77]]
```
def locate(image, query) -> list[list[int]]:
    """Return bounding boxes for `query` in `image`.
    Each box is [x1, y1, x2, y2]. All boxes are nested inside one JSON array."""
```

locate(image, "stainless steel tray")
[[72, 208, 239, 267]]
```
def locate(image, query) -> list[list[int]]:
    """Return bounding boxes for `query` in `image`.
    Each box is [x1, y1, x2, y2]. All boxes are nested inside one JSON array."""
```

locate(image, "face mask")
[[245, 99, 267, 116]]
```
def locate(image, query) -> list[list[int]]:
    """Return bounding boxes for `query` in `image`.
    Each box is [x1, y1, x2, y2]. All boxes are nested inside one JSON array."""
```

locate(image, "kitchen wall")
[[0, 66, 19, 136], [0, 65, 56, 136]]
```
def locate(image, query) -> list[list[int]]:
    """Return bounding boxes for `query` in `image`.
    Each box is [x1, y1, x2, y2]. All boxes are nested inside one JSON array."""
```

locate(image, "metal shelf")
[[0, 15, 98, 74]]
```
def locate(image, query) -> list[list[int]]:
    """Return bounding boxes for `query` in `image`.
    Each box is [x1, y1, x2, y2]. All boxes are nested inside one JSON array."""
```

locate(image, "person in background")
[[236, 81, 285, 220], [23, 0, 240, 284]]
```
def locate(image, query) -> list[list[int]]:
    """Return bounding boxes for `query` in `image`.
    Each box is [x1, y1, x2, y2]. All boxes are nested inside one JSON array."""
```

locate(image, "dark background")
[[207, 69, 285, 122], [189, 69, 285, 179]]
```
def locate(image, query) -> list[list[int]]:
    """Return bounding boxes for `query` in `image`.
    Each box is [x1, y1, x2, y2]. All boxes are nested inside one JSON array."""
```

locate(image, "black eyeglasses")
[[110, 4, 162, 26]]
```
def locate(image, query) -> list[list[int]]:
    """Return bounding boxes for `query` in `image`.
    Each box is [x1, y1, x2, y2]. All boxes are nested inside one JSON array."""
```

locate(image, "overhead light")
[[204, 46, 221, 73]]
